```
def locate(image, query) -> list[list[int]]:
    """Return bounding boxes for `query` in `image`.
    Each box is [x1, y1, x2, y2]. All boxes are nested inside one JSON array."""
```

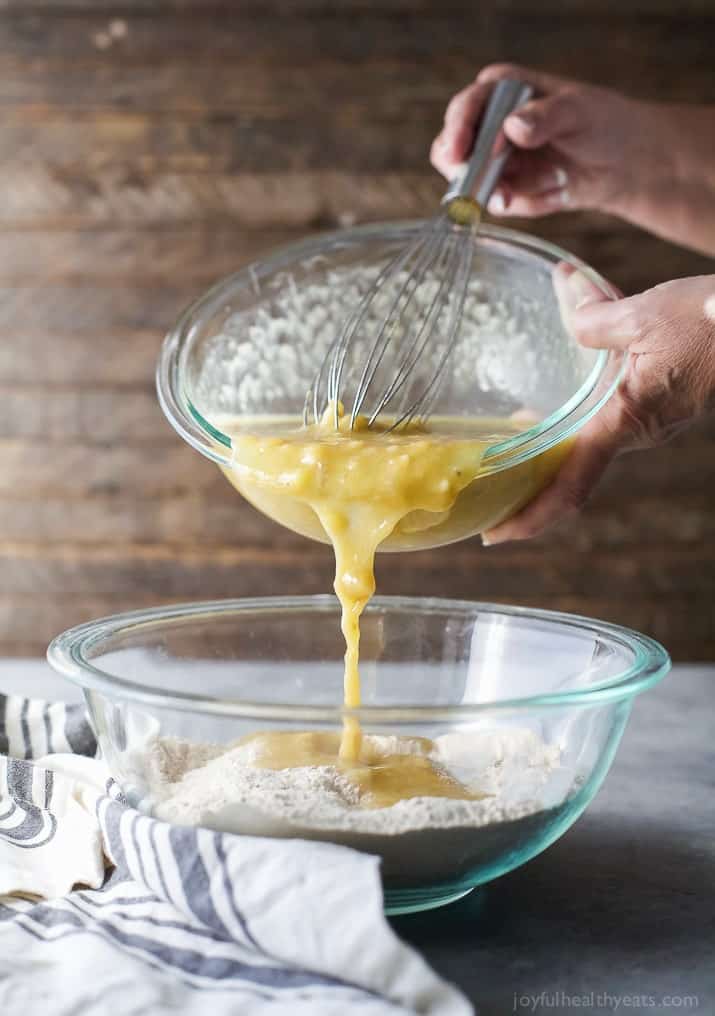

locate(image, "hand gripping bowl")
[[47, 597, 670, 915], [156, 221, 626, 549]]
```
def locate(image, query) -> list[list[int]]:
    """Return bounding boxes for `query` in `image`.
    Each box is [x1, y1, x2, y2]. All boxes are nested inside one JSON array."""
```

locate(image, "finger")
[[430, 133, 457, 179], [572, 294, 643, 351], [499, 151, 570, 196], [554, 261, 617, 306], [487, 185, 573, 217], [503, 93, 582, 150], [552, 263, 612, 339], [482, 410, 626, 545], [444, 80, 487, 127], [553, 262, 623, 303], [487, 151, 573, 216], [430, 80, 493, 180], [442, 80, 491, 158], [476, 62, 570, 95], [430, 127, 477, 180]]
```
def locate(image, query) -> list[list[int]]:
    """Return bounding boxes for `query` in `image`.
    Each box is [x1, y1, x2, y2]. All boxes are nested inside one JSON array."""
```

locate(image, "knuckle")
[[569, 310, 592, 341], [520, 515, 544, 537], [512, 519, 544, 541], [445, 87, 470, 120], [622, 302, 649, 341], [550, 90, 580, 122], [477, 62, 520, 83]]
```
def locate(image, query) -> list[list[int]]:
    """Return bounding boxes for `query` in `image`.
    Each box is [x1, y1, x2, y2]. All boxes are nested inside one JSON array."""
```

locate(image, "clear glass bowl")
[[47, 596, 669, 915], [156, 222, 625, 549]]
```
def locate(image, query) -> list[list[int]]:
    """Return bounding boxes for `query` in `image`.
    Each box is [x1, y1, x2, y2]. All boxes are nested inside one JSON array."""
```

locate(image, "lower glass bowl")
[[47, 596, 669, 915]]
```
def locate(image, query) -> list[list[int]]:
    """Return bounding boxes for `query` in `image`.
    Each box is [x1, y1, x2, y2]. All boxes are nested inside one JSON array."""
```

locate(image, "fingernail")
[[487, 191, 506, 214], [567, 269, 597, 309], [553, 167, 569, 188], [507, 111, 536, 131], [545, 188, 571, 209], [481, 533, 493, 547]]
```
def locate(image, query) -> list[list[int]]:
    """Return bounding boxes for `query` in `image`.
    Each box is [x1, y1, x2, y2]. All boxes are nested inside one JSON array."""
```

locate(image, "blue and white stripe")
[[0, 695, 96, 760], [0, 693, 471, 1016]]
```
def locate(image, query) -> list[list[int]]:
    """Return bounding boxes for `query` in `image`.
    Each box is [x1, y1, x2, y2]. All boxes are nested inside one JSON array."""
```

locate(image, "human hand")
[[430, 63, 715, 255], [431, 63, 659, 219], [482, 270, 715, 545]]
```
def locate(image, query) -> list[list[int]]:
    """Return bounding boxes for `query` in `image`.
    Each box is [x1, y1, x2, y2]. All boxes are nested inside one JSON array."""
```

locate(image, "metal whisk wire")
[[332, 218, 444, 430], [396, 225, 474, 429], [361, 217, 457, 428], [304, 78, 534, 432], [347, 217, 455, 430], [305, 238, 422, 428]]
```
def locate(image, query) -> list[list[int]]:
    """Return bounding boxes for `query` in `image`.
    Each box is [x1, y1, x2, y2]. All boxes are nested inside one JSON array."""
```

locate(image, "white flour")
[[145, 729, 564, 884]]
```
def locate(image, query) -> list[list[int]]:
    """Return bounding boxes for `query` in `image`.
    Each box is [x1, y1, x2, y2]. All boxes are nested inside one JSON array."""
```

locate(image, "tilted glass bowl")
[[47, 596, 670, 915], [156, 222, 624, 549]]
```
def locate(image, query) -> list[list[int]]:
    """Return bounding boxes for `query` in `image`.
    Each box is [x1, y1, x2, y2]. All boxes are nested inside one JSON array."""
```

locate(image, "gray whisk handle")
[[441, 79, 534, 211]]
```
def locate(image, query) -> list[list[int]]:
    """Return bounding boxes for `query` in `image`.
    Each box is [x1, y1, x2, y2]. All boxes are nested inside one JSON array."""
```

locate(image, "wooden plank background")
[[0, 0, 713, 659]]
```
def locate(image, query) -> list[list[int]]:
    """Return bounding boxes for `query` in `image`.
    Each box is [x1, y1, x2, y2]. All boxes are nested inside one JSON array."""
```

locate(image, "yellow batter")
[[218, 405, 569, 797], [237, 730, 485, 808]]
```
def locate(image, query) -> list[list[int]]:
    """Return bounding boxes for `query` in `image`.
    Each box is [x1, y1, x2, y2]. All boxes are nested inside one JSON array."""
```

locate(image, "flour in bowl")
[[143, 728, 564, 884]]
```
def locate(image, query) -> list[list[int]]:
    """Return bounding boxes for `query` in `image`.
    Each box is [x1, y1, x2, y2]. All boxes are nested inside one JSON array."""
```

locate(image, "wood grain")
[[1, 220, 711, 292], [4, 596, 711, 664], [0, 1, 712, 661], [2, 1, 714, 13], [0, 14, 712, 117]]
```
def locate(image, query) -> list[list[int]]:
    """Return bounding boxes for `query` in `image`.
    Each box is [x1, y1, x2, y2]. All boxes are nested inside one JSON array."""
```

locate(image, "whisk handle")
[[442, 78, 534, 214]]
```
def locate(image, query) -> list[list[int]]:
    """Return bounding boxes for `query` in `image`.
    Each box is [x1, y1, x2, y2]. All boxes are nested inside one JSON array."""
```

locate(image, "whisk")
[[305, 78, 533, 432]]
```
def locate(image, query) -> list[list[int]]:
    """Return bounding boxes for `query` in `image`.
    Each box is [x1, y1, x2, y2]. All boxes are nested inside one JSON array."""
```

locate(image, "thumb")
[[572, 293, 642, 351], [482, 268, 630, 545], [553, 262, 615, 339], [504, 92, 582, 150]]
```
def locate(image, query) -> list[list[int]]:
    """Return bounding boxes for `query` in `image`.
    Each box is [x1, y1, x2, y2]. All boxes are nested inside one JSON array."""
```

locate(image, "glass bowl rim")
[[47, 595, 670, 722], [156, 220, 625, 475]]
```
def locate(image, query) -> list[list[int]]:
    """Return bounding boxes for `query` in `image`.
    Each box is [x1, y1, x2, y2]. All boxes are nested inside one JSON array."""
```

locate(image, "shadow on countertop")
[[391, 814, 715, 1014]]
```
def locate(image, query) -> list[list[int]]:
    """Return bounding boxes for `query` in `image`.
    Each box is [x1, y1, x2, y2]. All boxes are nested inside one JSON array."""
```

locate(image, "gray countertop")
[[392, 665, 715, 1016], [3, 662, 713, 1016]]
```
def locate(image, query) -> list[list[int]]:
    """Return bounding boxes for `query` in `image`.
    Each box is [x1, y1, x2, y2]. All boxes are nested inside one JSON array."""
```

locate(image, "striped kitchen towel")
[[0, 693, 471, 1016]]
